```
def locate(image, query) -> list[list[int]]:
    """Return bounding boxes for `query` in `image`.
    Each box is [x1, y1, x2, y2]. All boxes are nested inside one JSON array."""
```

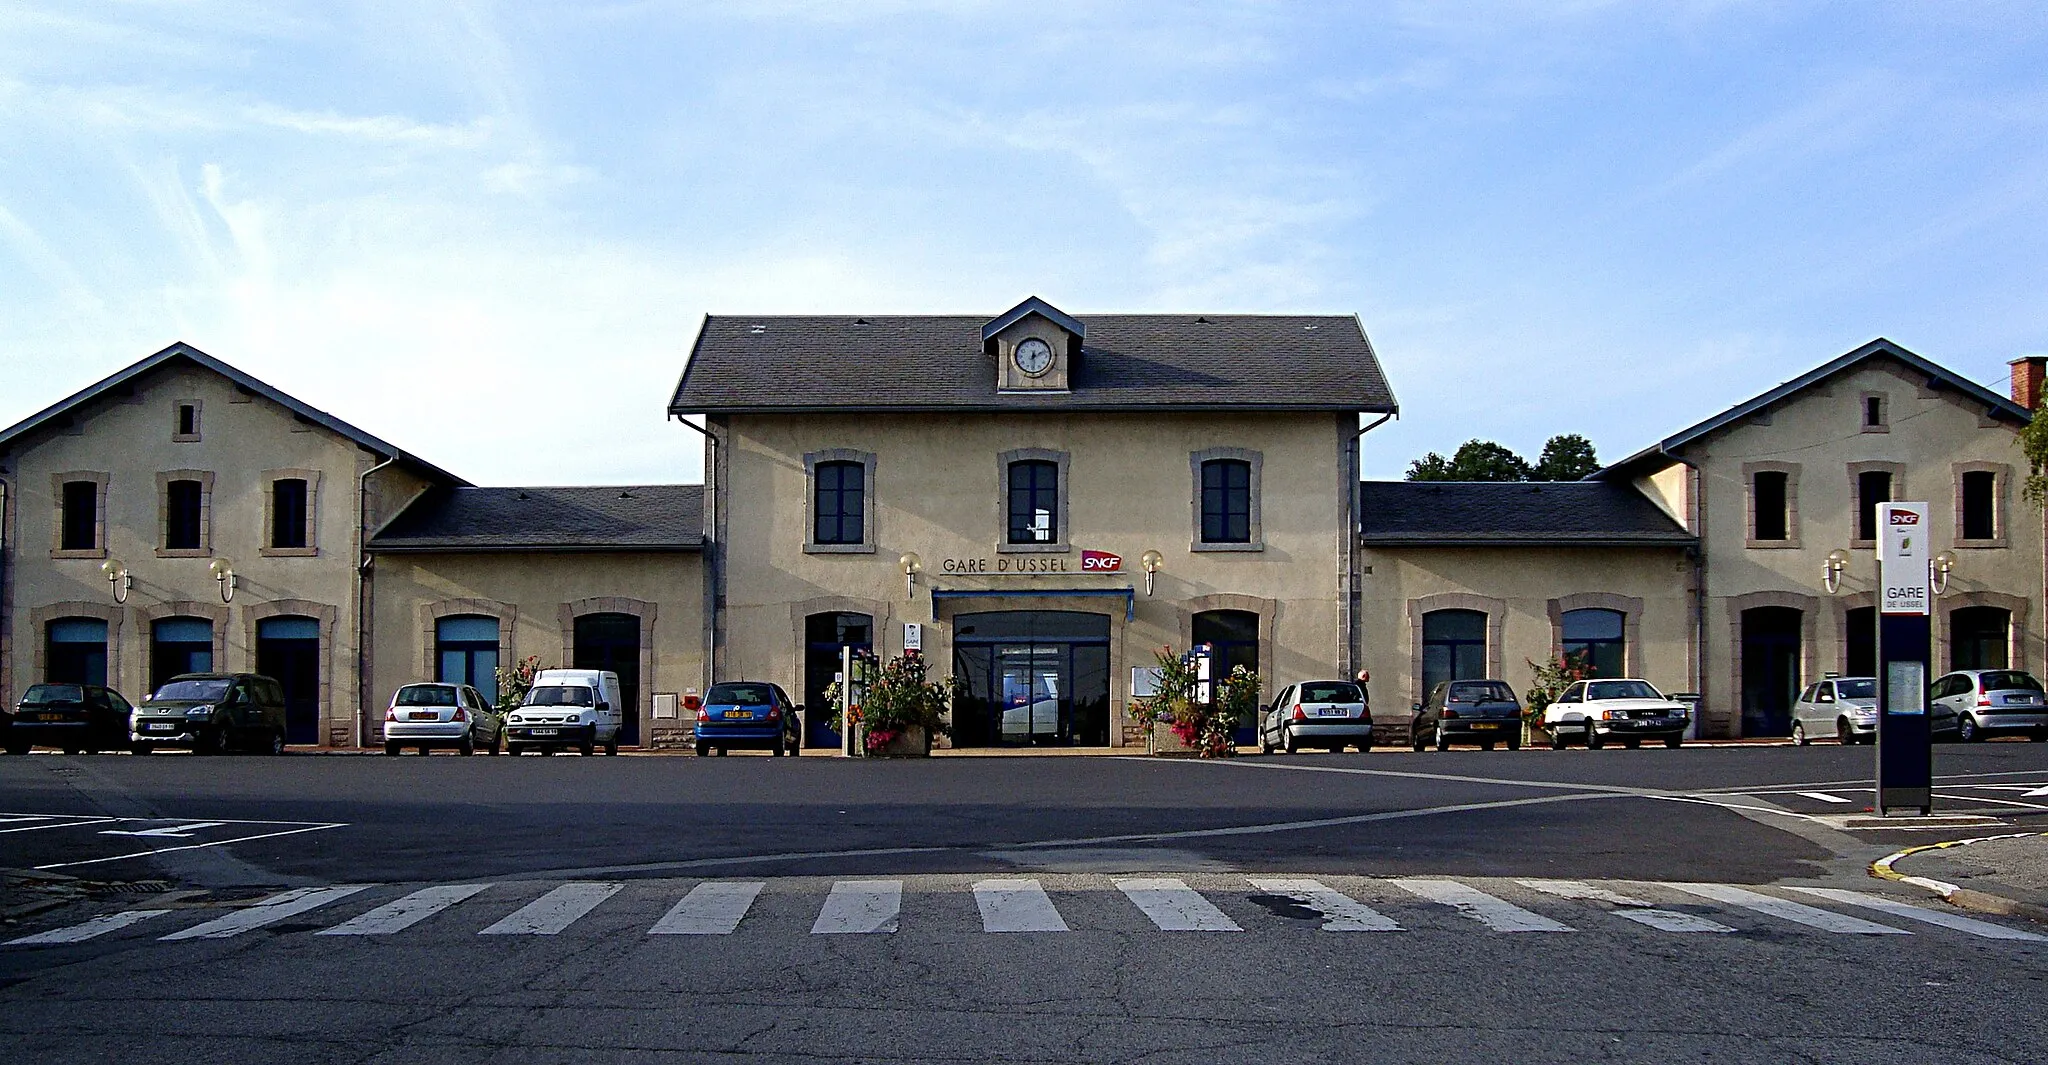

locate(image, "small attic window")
[[749, 325, 766, 335], [173, 401, 201, 441]]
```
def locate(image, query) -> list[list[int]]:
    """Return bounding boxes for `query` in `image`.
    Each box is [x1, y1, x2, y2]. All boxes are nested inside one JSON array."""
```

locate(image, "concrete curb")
[[1871, 832, 2048, 925]]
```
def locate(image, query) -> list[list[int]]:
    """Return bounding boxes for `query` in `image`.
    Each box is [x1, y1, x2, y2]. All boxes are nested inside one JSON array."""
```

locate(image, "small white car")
[[504, 669, 625, 756], [1543, 678, 1688, 750], [1936, 669, 2048, 742], [382, 682, 503, 755], [1259, 680, 1372, 754], [1790, 676, 1877, 746]]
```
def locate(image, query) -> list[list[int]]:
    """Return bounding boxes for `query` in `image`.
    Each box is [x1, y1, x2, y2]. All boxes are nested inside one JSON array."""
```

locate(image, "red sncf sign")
[[1080, 550, 1122, 572], [1888, 511, 1920, 526]]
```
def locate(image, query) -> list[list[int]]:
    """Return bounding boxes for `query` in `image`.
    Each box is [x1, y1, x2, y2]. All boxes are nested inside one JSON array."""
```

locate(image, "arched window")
[[1007, 460, 1059, 544], [46, 618, 109, 687], [150, 616, 214, 692], [1199, 460, 1252, 544], [1951, 607, 2011, 671], [435, 616, 501, 703], [1561, 608, 1625, 678], [1422, 609, 1487, 695]]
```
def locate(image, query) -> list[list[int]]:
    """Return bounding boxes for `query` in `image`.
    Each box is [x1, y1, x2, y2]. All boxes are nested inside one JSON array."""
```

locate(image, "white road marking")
[[478, 883, 621, 935], [0, 815, 54, 825], [161, 886, 372, 940], [811, 880, 903, 934], [7, 909, 171, 945], [1784, 887, 2048, 942], [1248, 878, 1400, 931], [318, 884, 494, 936], [1115, 877, 1241, 931], [972, 879, 1069, 933], [650, 882, 766, 935], [36, 822, 348, 871], [0, 817, 119, 834], [99, 822, 229, 838], [1392, 878, 1573, 932], [1661, 883, 1908, 935], [1795, 792, 1853, 805], [1517, 879, 1734, 933], [2023, 785, 2048, 797]]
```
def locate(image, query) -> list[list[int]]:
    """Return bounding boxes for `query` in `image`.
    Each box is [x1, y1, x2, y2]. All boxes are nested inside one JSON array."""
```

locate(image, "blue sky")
[[3, 2, 2044, 484]]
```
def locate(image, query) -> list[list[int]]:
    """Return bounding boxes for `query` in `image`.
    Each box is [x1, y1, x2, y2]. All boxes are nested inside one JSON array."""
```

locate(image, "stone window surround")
[[418, 598, 517, 685], [786, 596, 892, 711], [1953, 462, 2010, 549], [137, 600, 230, 679], [261, 468, 322, 557], [1546, 592, 1645, 677], [998, 448, 1072, 554], [29, 601, 124, 694], [803, 449, 877, 555], [1724, 590, 1818, 739], [1859, 391, 1889, 434], [1179, 593, 1279, 695], [1189, 447, 1264, 552], [155, 469, 215, 558], [50, 471, 109, 559], [1941, 591, 2029, 673], [1847, 461, 1906, 550], [243, 599, 339, 745], [172, 398, 202, 443], [1407, 592, 1507, 710], [1742, 461, 1801, 549], [559, 597, 658, 726]]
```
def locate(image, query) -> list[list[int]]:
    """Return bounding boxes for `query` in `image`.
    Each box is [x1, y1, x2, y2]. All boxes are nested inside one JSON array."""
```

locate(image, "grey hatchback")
[[1790, 676, 1878, 746], [1937, 669, 2048, 742], [1412, 679, 1523, 751]]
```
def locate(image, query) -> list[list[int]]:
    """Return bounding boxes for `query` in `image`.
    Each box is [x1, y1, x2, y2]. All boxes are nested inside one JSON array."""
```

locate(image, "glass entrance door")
[[998, 645, 1065, 744], [951, 611, 1111, 747]]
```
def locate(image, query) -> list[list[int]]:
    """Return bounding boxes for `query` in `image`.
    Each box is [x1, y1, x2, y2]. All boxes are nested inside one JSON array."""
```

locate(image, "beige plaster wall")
[[3, 364, 370, 744], [368, 551, 705, 746], [716, 411, 1352, 745], [1678, 358, 2045, 735], [1358, 546, 1696, 729]]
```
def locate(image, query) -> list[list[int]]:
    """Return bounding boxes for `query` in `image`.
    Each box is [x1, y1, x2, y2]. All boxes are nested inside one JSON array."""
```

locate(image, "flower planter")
[[866, 724, 930, 758], [1146, 721, 1195, 756]]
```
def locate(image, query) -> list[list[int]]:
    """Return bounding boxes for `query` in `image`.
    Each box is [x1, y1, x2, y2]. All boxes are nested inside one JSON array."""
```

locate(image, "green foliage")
[[2022, 406, 2048, 509], [493, 655, 544, 713], [1132, 647, 1253, 757], [1534, 433, 1600, 480], [837, 650, 954, 754], [1523, 654, 1589, 721], [1407, 435, 1599, 482]]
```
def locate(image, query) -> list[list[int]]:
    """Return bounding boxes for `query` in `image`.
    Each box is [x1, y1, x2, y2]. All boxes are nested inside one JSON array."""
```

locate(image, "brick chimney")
[[2010, 356, 2047, 410]]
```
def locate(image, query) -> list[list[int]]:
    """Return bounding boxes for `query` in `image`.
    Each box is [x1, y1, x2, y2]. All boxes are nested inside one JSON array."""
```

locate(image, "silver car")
[[1259, 680, 1372, 754], [1937, 669, 2048, 743], [382, 682, 505, 755], [1791, 676, 1877, 746]]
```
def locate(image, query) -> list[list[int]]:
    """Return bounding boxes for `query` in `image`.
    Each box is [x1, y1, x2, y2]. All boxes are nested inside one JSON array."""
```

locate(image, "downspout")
[[1348, 411, 1397, 677], [668, 412, 719, 689], [356, 453, 397, 749]]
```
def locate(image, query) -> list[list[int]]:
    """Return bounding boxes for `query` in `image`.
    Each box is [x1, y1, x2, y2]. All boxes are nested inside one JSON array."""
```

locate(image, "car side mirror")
[[1411, 703, 1423, 713], [596, 702, 611, 713]]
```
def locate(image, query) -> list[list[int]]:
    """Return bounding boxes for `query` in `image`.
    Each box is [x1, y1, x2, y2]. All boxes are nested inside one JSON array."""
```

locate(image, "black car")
[[130, 673, 290, 755], [4, 683, 134, 755], [1412, 679, 1524, 751]]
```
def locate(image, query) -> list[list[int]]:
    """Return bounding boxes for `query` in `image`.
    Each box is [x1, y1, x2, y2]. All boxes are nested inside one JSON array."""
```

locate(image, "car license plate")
[[39, 713, 66, 722], [146, 722, 175, 731], [1471, 722, 1500, 730], [1315, 707, 1348, 717], [409, 711, 438, 720], [531, 728, 558, 736], [723, 710, 751, 719]]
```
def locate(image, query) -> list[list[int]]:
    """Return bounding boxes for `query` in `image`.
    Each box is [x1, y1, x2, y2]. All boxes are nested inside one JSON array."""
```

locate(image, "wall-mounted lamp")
[[1822, 548, 1850, 594], [208, 558, 237, 603], [898, 552, 922, 602], [1932, 550, 1957, 596], [100, 559, 131, 604], [1140, 549, 1164, 596]]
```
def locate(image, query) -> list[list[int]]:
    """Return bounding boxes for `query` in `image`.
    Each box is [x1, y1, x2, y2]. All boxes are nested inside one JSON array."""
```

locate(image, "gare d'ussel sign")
[[940, 550, 1123, 575]]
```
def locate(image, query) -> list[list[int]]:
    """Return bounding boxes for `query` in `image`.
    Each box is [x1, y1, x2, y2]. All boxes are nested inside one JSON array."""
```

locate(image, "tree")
[[2024, 407, 2048, 509], [1405, 439, 1533, 482], [1533, 433, 1600, 481]]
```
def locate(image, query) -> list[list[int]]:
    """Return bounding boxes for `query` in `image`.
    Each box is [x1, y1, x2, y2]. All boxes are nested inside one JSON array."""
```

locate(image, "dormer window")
[[984, 296, 1084, 394]]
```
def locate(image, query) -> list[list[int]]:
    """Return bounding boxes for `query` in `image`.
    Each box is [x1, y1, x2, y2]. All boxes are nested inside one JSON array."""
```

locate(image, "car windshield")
[[154, 679, 231, 702], [21, 684, 85, 705], [1835, 679, 1877, 699], [707, 683, 774, 706], [1979, 671, 2044, 693], [524, 685, 594, 707], [395, 685, 458, 707], [1297, 682, 1362, 703], [1449, 681, 1515, 703], [1586, 680, 1662, 701]]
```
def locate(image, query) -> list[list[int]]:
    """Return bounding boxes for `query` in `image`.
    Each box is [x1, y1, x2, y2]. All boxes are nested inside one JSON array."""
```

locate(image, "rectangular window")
[[1857, 471, 1892, 542], [60, 480, 98, 551], [1752, 471, 1788, 541], [1962, 470, 1997, 540], [165, 479, 203, 550], [272, 478, 309, 548], [813, 461, 865, 545], [176, 404, 197, 437], [1200, 460, 1253, 543], [1007, 460, 1060, 544]]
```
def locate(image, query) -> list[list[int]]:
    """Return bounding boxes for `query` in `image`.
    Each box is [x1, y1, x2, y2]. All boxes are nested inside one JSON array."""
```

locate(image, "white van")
[[504, 669, 625, 756]]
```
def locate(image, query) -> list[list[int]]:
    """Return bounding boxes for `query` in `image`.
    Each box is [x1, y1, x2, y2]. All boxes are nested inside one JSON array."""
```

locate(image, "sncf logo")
[[1888, 511, 1921, 526], [1080, 550, 1123, 572]]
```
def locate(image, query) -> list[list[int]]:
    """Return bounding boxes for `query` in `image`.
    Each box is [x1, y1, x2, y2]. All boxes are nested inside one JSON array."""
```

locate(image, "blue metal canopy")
[[929, 586, 1135, 621]]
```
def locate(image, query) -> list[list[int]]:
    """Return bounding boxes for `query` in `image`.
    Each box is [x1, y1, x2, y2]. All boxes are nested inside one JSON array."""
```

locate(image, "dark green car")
[[130, 674, 289, 755]]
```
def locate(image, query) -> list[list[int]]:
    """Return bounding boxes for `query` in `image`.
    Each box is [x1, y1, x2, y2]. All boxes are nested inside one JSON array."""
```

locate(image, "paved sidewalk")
[[1886, 833, 2048, 924]]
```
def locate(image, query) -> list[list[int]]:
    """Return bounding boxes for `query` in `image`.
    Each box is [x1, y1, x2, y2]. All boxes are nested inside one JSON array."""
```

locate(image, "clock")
[[1013, 337, 1054, 377]]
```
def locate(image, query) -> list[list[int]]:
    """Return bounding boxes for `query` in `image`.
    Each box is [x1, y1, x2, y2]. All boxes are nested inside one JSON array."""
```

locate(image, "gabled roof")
[[1359, 480, 1695, 547], [367, 485, 703, 553], [668, 312, 1397, 414], [1595, 338, 2030, 482], [980, 296, 1087, 342], [0, 342, 469, 486]]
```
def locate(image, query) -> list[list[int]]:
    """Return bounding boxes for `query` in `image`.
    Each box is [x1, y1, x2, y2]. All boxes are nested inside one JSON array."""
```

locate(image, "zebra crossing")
[[7, 874, 2044, 948]]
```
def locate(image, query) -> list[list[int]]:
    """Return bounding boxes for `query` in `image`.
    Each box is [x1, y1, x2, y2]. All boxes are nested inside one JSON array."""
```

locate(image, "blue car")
[[695, 681, 802, 757]]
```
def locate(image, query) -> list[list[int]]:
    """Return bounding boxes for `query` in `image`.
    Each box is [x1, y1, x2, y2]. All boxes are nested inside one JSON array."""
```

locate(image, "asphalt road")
[[2, 743, 2045, 1063]]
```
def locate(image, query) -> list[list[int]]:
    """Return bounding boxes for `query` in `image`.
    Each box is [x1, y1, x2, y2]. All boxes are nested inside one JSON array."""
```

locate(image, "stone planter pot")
[[1147, 721, 1193, 755], [867, 724, 930, 757]]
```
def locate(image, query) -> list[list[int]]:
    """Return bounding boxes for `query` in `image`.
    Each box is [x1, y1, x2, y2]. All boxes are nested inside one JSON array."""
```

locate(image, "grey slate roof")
[[1359, 480, 1695, 547], [0, 342, 468, 487], [369, 485, 703, 553], [1596, 337, 2030, 481], [667, 310, 1397, 414]]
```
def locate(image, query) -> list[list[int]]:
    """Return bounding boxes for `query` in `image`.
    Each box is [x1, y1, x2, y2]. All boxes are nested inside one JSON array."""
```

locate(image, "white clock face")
[[1014, 338, 1054, 376]]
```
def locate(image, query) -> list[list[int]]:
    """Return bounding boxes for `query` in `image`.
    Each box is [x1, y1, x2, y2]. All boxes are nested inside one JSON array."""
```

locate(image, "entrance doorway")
[[1193, 610, 1261, 746], [951, 611, 1111, 747], [1845, 607, 1876, 677], [803, 612, 872, 748], [574, 613, 642, 746], [1741, 607, 1802, 737], [46, 618, 109, 687], [256, 615, 322, 745], [150, 617, 214, 694]]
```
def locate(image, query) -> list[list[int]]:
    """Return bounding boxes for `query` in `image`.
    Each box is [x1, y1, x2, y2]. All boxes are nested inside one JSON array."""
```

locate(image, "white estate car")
[[1543, 678, 1689, 750]]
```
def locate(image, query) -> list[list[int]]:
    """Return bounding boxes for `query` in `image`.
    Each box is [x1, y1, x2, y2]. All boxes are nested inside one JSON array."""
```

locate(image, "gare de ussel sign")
[[940, 550, 1123, 575], [1878, 502, 1929, 616]]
